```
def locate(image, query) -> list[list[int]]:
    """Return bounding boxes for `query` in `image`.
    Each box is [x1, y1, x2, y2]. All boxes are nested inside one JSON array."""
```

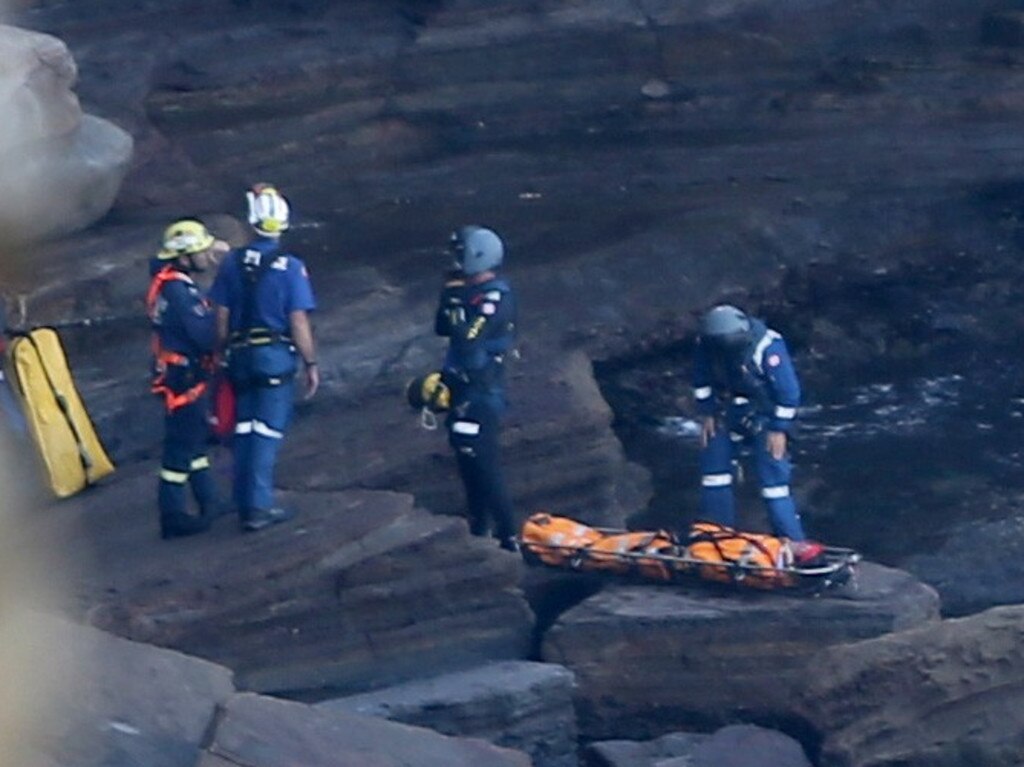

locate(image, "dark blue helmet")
[[450, 225, 503, 276]]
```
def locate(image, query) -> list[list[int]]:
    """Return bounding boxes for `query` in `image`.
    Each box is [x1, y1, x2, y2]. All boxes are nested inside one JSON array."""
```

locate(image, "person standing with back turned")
[[209, 184, 319, 532]]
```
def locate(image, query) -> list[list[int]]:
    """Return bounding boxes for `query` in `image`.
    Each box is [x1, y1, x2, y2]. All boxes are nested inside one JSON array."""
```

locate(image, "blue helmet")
[[699, 304, 752, 353], [450, 225, 503, 276]]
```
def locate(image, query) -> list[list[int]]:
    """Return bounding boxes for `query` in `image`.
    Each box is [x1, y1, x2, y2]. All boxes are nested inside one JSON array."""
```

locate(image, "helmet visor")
[[704, 330, 750, 357]]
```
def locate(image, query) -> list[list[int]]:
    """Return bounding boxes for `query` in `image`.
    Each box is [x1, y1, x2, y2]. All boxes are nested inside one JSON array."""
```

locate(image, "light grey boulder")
[[16, 611, 234, 767], [0, 24, 132, 244]]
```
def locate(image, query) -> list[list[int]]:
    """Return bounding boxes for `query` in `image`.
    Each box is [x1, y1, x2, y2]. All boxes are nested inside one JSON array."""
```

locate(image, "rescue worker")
[[435, 225, 518, 551], [146, 219, 226, 539], [691, 304, 823, 561], [209, 184, 318, 532]]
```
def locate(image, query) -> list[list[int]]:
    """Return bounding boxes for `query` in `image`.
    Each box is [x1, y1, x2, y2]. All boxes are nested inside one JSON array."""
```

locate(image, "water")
[[598, 352, 1024, 568]]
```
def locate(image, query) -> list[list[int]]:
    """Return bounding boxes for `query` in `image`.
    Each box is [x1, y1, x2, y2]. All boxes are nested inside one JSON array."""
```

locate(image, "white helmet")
[[246, 183, 290, 236]]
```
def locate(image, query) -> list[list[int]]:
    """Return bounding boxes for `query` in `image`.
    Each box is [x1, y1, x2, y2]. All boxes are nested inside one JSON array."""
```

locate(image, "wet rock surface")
[[542, 564, 939, 741], [319, 660, 578, 767]]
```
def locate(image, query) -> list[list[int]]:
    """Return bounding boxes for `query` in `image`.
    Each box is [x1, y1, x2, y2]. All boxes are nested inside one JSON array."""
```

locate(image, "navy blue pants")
[[447, 397, 515, 542], [698, 424, 806, 540], [159, 387, 216, 530]]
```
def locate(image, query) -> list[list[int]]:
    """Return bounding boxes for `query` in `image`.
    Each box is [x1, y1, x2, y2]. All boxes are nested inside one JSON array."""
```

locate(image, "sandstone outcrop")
[[6, 1, 1024, 763], [200, 691, 531, 767], [30, 463, 532, 697], [585, 724, 812, 767], [542, 563, 940, 741], [903, 514, 1024, 617], [799, 605, 1024, 767], [0, 25, 131, 245], [320, 660, 578, 767]]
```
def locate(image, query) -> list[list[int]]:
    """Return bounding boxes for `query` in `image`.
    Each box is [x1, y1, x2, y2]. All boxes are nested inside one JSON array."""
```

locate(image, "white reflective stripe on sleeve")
[[762, 485, 790, 499], [752, 330, 782, 372], [774, 406, 797, 420], [694, 386, 713, 400], [190, 456, 210, 471], [253, 420, 284, 440], [160, 469, 189, 484], [701, 473, 733, 488], [235, 420, 254, 435], [452, 421, 481, 436]]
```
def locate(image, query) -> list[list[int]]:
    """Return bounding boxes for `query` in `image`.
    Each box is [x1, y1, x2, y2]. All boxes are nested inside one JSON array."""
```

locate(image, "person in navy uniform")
[[691, 304, 822, 561], [209, 184, 319, 532], [435, 225, 519, 551], [146, 219, 227, 539]]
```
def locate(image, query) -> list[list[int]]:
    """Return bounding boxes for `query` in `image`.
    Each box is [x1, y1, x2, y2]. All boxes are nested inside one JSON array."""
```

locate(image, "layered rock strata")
[[543, 563, 940, 740], [320, 660, 578, 767], [31, 464, 533, 697], [800, 605, 1024, 767]]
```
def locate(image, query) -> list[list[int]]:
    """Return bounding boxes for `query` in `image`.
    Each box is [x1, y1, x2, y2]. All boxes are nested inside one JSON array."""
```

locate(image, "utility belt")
[[151, 350, 212, 413], [715, 394, 770, 439], [226, 327, 297, 390], [228, 328, 293, 348]]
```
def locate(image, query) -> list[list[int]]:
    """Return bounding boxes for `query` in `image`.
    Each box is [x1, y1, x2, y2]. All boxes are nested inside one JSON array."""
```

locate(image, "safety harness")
[[146, 266, 211, 413], [225, 246, 295, 388]]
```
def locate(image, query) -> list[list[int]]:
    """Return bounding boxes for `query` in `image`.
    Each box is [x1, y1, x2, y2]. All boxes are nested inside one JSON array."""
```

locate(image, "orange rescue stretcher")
[[518, 512, 859, 593]]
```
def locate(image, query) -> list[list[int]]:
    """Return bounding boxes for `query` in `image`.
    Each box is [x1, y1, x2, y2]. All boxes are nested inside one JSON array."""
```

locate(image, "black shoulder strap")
[[238, 245, 279, 331]]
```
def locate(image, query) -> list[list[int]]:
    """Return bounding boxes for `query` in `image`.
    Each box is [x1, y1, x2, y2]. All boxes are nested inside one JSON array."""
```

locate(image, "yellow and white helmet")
[[246, 183, 290, 236], [158, 219, 215, 260]]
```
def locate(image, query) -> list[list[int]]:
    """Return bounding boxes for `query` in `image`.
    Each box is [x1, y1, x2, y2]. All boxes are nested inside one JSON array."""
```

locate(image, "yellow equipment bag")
[[7, 328, 115, 498], [685, 521, 795, 589]]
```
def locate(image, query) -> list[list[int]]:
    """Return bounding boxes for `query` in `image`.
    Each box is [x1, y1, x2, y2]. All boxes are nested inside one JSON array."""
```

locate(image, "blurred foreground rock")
[[21, 612, 233, 767], [199, 692, 531, 767], [23, 612, 531, 767]]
